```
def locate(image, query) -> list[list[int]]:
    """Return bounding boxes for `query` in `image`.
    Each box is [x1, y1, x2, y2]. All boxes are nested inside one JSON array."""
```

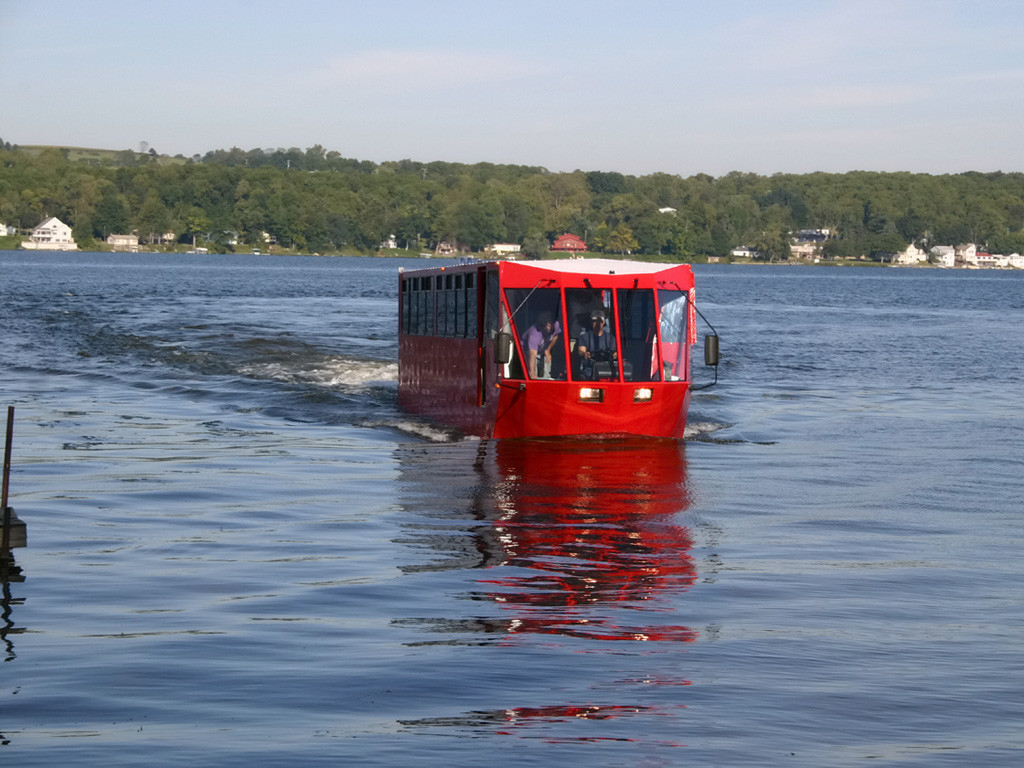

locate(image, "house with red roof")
[[551, 233, 587, 253]]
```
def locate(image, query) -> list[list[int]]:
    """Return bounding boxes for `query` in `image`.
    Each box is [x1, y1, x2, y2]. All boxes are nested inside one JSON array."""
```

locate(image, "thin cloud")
[[942, 67, 1024, 87], [315, 49, 544, 95], [802, 83, 929, 110]]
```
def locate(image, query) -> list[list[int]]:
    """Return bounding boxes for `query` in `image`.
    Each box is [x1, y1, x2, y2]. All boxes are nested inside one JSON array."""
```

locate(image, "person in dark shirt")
[[576, 309, 616, 380]]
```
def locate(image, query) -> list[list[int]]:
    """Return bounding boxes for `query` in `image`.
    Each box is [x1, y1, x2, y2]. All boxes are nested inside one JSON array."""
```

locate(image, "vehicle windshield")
[[504, 287, 565, 380], [616, 288, 661, 382], [501, 284, 690, 383], [566, 288, 618, 381]]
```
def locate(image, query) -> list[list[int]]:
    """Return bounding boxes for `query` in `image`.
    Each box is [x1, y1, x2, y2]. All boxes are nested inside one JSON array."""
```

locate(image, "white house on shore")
[[927, 243, 1024, 269], [954, 243, 977, 267], [21, 216, 78, 250], [484, 243, 522, 258], [107, 233, 139, 252], [892, 243, 928, 265], [730, 246, 762, 259], [789, 241, 822, 260], [929, 245, 956, 268], [975, 251, 1000, 268]]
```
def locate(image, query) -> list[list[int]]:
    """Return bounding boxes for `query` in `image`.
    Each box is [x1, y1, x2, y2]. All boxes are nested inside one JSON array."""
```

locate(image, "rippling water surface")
[[2, 252, 1022, 766]]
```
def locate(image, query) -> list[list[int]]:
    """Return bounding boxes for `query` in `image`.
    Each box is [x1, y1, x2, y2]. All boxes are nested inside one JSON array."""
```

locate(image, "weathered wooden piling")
[[1, 406, 26, 574]]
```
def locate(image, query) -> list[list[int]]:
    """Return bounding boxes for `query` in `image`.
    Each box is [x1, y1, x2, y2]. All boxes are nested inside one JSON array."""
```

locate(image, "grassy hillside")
[[18, 145, 189, 166]]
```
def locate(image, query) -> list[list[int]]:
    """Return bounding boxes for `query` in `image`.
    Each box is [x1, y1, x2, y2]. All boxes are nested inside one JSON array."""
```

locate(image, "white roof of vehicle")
[[514, 258, 686, 275]]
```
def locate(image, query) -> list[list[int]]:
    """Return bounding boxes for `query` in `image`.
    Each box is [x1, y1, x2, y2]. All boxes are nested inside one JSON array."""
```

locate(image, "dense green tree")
[[758, 186, 810, 227], [452, 187, 505, 249], [752, 205, 793, 261], [896, 212, 929, 245], [631, 210, 676, 255], [599, 193, 646, 228], [136, 189, 171, 244], [93, 190, 130, 237], [988, 230, 1024, 254], [668, 218, 699, 260], [181, 207, 211, 247], [586, 170, 627, 196], [500, 190, 543, 243], [721, 194, 761, 244], [521, 232, 550, 258], [607, 223, 639, 255]]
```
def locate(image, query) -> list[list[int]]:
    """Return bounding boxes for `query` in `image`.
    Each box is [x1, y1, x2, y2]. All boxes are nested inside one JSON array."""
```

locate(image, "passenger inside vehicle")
[[575, 308, 617, 380], [519, 311, 563, 379]]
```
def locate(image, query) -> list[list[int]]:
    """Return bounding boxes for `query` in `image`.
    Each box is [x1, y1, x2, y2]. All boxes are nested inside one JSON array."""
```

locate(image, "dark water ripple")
[[1, 254, 1023, 765]]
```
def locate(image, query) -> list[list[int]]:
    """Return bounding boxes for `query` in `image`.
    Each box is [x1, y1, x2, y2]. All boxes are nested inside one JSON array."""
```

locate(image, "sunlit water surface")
[[1, 253, 1022, 766]]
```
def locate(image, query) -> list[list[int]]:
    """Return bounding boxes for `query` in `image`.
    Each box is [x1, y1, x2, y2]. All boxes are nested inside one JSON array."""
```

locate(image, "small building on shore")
[[484, 243, 521, 259], [892, 243, 928, 265], [954, 243, 978, 267], [975, 251, 1002, 268], [929, 246, 956, 268], [790, 241, 822, 260], [21, 217, 78, 250], [107, 233, 140, 252], [551, 233, 587, 253], [730, 246, 761, 259]]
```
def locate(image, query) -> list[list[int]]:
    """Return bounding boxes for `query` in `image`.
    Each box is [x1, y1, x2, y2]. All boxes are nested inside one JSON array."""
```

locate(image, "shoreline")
[[3, 246, 1021, 270]]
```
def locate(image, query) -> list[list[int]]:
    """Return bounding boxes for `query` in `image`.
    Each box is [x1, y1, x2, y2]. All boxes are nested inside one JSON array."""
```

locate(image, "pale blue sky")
[[2, 0, 1023, 176]]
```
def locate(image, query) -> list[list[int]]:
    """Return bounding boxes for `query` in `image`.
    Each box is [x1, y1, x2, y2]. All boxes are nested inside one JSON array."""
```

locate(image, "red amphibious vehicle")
[[397, 258, 717, 439]]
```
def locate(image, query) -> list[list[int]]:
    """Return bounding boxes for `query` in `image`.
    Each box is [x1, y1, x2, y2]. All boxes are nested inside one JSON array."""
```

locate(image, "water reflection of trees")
[[396, 438, 697, 644]]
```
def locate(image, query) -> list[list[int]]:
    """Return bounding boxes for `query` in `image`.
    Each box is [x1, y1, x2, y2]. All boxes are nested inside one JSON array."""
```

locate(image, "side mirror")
[[495, 332, 513, 364], [704, 334, 719, 367]]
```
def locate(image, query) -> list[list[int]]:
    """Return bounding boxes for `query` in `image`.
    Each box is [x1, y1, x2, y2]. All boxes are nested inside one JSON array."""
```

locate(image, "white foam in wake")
[[240, 357, 397, 391], [684, 420, 731, 440], [366, 418, 473, 443]]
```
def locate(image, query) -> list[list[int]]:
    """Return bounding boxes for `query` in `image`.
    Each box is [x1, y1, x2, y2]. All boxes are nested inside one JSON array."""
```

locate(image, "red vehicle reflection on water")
[[398, 438, 698, 644], [395, 437, 698, 740], [478, 438, 698, 642], [399, 703, 687, 745]]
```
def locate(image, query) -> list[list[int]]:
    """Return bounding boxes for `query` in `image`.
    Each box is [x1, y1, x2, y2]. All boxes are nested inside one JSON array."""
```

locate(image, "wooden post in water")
[[1, 407, 14, 564]]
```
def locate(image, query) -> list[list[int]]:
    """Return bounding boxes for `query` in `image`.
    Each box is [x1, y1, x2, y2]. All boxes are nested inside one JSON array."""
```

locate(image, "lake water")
[[1, 252, 1022, 766]]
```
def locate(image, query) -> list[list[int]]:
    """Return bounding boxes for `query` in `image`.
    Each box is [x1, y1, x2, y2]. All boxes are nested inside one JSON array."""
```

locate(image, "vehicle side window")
[[657, 289, 689, 381]]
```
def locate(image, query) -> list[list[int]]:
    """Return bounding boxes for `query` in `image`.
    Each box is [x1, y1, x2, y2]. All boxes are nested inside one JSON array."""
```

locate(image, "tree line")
[[3, 141, 1024, 259]]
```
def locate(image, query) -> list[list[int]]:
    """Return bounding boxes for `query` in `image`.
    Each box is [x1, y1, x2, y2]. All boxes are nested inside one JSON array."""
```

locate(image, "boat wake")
[[239, 355, 397, 393], [368, 418, 471, 443], [685, 419, 775, 445], [684, 420, 732, 441], [234, 348, 465, 440]]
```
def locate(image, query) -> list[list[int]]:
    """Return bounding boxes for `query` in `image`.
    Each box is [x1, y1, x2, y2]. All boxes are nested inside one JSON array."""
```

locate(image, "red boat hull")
[[490, 380, 691, 439]]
